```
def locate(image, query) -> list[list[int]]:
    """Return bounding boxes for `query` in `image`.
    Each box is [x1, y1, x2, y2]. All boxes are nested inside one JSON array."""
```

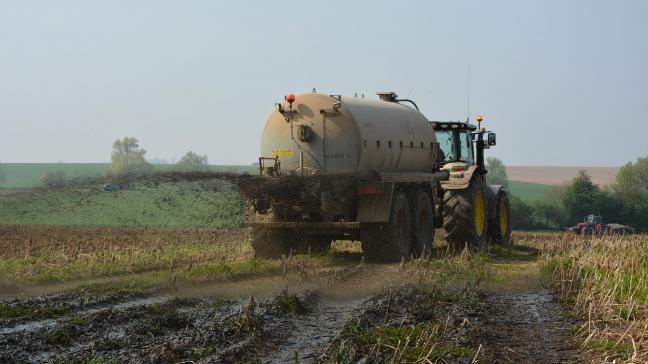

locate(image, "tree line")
[[14, 137, 211, 189], [486, 157, 648, 233], [109, 137, 210, 176]]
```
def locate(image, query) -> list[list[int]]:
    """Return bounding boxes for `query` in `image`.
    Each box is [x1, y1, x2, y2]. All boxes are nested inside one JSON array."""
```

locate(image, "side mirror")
[[487, 132, 496, 146]]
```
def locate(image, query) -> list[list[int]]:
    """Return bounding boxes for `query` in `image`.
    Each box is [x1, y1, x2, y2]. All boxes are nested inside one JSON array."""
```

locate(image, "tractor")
[[569, 215, 634, 236], [432, 116, 512, 249]]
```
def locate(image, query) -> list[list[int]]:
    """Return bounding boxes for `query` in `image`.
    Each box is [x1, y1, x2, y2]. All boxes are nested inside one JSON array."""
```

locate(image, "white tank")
[[260, 92, 437, 175]]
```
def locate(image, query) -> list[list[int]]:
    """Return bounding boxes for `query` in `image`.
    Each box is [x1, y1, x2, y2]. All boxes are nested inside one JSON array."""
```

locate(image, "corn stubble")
[[539, 233, 647, 362]]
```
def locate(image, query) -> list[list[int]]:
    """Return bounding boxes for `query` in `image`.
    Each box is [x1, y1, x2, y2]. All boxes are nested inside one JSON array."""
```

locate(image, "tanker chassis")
[[244, 91, 510, 262]]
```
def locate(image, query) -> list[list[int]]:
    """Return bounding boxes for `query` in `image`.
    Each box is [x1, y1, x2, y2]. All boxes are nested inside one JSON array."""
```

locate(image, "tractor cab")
[[430, 118, 497, 172], [585, 214, 603, 226]]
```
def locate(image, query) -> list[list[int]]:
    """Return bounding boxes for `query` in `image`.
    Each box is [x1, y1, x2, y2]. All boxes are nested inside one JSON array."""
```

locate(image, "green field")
[[0, 180, 244, 228], [0, 163, 257, 188], [508, 181, 552, 203]]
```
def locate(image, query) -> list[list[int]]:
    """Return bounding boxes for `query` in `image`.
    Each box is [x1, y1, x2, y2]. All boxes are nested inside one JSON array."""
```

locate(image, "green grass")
[[508, 180, 552, 203], [0, 304, 71, 319], [275, 293, 307, 314], [0, 163, 257, 188], [0, 182, 244, 228]]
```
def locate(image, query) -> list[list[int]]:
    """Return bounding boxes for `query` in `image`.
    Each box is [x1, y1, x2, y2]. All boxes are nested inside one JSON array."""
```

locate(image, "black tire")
[[443, 175, 488, 250], [250, 228, 299, 259], [488, 191, 512, 246], [360, 192, 412, 263], [409, 190, 434, 257]]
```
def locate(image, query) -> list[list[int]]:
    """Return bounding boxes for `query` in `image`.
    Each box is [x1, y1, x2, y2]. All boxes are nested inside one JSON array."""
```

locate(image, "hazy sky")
[[1, 1, 646, 166]]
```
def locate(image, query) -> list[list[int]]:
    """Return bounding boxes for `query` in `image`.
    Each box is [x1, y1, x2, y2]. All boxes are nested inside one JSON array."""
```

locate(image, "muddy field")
[[0, 226, 585, 363]]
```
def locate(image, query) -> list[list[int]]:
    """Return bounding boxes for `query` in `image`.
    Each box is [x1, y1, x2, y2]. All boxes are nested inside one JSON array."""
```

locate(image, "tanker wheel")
[[488, 191, 511, 246], [409, 190, 434, 257], [295, 235, 331, 256], [250, 228, 299, 259], [442, 175, 488, 251], [360, 192, 412, 263]]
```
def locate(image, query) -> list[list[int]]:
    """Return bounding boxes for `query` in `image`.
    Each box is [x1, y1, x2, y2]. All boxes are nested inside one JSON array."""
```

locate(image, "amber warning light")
[[285, 94, 296, 109]]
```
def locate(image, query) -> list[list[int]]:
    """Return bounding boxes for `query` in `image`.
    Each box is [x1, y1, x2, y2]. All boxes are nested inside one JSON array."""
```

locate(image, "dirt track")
[[0, 254, 577, 363]]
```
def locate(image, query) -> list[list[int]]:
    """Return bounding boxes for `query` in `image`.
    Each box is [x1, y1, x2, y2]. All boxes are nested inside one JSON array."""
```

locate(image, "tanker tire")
[[488, 192, 512, 246], [409, 190, 434, 257], [296, 236, 331, 256], [250, 228, 299, 259], [443, 175, 488, 250], [360, 193, 412, 263]]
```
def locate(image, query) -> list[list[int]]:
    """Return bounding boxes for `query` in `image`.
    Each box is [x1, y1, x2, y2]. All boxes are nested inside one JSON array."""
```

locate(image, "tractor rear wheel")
[[488, 191, 511, 246], [250, 228, 299, 259], [442, 175, 488, 250], [409, 190, 434, 257], [361, 192, 412, 262]]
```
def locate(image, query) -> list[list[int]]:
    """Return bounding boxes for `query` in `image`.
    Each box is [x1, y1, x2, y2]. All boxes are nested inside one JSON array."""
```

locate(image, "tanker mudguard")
[[357, 182, 395, 223], [440, 165, 479, 190]]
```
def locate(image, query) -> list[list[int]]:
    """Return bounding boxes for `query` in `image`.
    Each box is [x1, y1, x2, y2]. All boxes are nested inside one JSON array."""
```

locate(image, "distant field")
[[507, 181, 552, 203], [0, 180, 244, 228], [506, 166, 619, 186], [0, 163, 257, 188]]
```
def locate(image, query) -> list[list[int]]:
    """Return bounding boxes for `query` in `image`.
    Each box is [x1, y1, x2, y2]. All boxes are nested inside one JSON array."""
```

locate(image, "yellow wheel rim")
[[475, 190, 486, 236], [500, 202, 508, 234]]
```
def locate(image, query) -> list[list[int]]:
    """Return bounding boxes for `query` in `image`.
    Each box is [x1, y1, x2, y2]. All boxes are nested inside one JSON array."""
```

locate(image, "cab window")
[[436, 130, 454, 161], [459, 131, 474, 164]]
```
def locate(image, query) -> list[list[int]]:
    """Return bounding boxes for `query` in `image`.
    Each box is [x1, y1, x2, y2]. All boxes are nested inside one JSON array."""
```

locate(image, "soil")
[[470, 290, 576, 363], [0, 243, 577, 363]]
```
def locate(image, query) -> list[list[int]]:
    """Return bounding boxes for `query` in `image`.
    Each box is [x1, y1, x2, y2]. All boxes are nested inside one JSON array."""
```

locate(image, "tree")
[[509, 196, 545, 230], [611, 156, 648, 232], [563, 170, 602, 223], [533, 186, 568, 229], [612, 156, 648, 202], [485, 157, 509, 188], [41, 170, 67, 189], [176, 151, 209, 172], [110, 137, 151, 177]]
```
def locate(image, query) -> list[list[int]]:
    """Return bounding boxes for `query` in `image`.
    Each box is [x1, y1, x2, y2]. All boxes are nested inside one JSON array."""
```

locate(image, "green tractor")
[[432, 115, 511, 249]]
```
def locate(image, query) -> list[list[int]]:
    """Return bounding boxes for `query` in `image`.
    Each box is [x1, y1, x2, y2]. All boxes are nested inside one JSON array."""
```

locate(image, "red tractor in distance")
[[571, 214, 603, 236], [568, 214, 635, 236]]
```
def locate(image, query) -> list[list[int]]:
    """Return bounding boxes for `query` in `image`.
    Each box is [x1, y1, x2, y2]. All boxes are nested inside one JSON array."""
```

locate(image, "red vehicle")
[[573, 214, 604, 235], [569, 215, 634, 236]]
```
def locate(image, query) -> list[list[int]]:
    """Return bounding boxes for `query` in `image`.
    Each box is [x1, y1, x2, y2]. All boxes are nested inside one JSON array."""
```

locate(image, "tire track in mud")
[[470, 289, 576, 363], [0, 263, 401, 363], [254, 293, 365, 363], [0, 248, 578, 363]]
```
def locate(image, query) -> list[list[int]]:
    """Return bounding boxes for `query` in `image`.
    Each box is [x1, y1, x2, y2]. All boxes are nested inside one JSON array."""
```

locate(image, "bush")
[[40, 170, 67, 189], [110, 137, 152, 177], [175, 151, 209, 172]]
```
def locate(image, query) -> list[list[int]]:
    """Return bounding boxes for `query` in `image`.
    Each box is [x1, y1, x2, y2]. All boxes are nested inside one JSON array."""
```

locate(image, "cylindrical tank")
[[260, 93, 437, 175]]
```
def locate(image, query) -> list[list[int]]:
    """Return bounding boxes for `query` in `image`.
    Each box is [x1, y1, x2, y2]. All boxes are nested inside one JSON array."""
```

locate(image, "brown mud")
[[0, 243, 578, 363], [469, 290, 576, 363]]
